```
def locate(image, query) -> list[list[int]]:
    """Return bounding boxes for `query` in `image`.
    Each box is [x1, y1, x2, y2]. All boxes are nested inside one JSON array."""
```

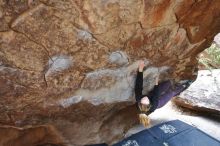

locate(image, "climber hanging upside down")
[[135, 60, 193, 127]]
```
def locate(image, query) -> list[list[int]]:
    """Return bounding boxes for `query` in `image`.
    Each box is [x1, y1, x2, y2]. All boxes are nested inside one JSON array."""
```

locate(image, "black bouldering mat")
[[113, 120, 220, 146]]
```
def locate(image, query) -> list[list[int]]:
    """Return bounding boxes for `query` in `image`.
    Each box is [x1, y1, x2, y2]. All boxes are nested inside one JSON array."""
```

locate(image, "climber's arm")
[[149, 75, 160, 101], [135, 61, 145, 101], [135, 71, 143, 101]]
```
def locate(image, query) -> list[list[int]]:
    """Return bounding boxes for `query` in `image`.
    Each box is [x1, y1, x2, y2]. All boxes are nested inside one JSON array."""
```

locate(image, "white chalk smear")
[[46, 55, 72, 76], [59, 95, 82, 108]]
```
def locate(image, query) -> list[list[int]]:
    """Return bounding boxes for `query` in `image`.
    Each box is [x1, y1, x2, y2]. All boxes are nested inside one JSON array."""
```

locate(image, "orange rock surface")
[[0, 0, 220, 145]]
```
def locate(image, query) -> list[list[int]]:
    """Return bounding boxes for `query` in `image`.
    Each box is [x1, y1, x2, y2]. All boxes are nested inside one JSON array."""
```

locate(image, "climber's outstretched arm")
[[135, 61, 145, 102], [135, 71, 143, 101]]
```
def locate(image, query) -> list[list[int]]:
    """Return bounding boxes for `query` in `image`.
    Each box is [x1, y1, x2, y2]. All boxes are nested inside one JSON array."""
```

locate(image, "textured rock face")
[[174, 70, 220, 115], [0, 0, 220, 145], [0, 125, 66, 146]]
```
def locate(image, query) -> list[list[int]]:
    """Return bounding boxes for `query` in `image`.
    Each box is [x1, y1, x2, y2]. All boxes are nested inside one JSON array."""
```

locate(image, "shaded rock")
[[174, 70, 220, 115], [0, 125, 66, 146], [0, 0, 220, 145]]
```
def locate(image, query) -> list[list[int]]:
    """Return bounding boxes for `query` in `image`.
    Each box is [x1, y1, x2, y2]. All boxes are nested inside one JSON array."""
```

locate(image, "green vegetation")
[[198, 43, 220, 69]]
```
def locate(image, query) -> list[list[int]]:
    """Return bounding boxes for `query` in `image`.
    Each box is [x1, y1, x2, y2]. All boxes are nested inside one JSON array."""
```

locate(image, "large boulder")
[[0, 0, 220, 145], [174, 69, 220, 115]]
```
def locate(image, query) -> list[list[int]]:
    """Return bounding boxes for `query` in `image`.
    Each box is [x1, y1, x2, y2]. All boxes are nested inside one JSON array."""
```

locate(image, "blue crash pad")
[[113, 120, 220, 146]]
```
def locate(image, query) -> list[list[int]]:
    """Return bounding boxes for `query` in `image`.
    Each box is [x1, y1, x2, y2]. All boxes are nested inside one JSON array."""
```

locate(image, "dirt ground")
[[125, 101, 220, 141]]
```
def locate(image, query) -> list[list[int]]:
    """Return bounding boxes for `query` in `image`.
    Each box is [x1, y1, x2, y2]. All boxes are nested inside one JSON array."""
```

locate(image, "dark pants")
[[157, 81, 186, 108]]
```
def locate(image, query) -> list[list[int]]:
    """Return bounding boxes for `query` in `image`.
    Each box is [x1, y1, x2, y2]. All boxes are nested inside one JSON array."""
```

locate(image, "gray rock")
[[109, 51, 129, 66], [214, 33, 220, 47], [174, 69, 220, 115]]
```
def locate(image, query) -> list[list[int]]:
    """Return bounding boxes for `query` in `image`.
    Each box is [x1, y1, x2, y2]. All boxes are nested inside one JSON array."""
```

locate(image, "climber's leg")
[[156, 80, 172, 95], [157, 83, 186, 108]]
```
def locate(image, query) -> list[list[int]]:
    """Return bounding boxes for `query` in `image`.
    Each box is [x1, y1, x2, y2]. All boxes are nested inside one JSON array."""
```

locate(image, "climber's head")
[[139, 96, 150, 112], [140, 96, 150, 106]]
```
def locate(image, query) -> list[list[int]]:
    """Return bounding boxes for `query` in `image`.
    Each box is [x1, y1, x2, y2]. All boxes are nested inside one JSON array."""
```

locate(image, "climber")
[[135, 60, 192, 127]]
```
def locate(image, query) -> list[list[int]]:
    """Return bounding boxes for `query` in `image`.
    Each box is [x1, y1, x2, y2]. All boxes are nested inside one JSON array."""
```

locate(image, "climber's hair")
[[138, 113, 150, 127], [138, 102, 151, 127]]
